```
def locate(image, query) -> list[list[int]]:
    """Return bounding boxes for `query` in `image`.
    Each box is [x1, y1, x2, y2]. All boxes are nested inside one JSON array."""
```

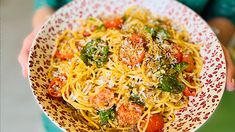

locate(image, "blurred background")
[[0, 0, 235, 132], [1, 0, 44, 131]]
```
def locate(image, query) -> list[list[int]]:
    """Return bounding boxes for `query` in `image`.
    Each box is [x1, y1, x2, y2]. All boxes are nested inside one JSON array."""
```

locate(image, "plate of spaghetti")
[[28, 0, 226, 131]]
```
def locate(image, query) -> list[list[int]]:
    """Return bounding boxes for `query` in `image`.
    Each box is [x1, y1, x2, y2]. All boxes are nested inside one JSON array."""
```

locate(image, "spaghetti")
[[48, 6, 202, 132]]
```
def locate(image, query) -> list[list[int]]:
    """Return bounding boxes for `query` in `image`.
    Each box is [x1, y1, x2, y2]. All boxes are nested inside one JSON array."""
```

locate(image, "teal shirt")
[[35, 0, 235, 24], [179, 0, 235, 25], [35, 0, 71, 10]]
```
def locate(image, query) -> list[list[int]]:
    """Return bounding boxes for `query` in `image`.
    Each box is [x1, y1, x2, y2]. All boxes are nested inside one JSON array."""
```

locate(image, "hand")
[[222, 45, 235, 91], [18, 27, 39, 77]]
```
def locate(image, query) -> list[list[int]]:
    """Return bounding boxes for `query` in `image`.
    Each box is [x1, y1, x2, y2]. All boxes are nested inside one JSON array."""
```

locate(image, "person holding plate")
[[18, 0, 235, 131]]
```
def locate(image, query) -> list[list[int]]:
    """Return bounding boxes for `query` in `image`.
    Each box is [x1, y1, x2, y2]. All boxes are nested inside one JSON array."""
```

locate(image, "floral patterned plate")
[[28, 0, 226, 131]]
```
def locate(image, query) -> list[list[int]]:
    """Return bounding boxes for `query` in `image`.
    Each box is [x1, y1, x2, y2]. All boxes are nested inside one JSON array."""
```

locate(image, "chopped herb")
[[97, 24, 105, 30], [127, 84, 133, 89], [129, 91, 145, 106], [122, 15, 128, 21], [159, 75, 185, 93], [174, 62, 189, 72], [80, 41, 94, 65], [144, 26, 156, 37], [98, 105, 116, 124], [88, 17, 96, 21], [156, 28, 170, 40], [80, 39, 109, 67], [158, 55, 167, 67]]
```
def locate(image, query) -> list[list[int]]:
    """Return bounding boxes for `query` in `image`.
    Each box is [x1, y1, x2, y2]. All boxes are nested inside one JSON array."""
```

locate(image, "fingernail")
[[227, 88, 234, 92], [23, 70, 28, 78], [22, 70, 26, 77], [21, 65, 27, 77], [227, 79, 235, 91]]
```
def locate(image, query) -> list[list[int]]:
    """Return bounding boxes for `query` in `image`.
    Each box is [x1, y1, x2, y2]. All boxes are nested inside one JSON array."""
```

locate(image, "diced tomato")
[[183, 87, 196, 96], [48, 74, 67, 98], [130, 51, 145, 66], [120, 34, 146, 66], [182, 54, 194, 72], [173, 45, 183, 62], [83, 31, 91, 37], [129, 34, 146, 66], [63, 53, 73, 59], [146, 114, 164, 132], [55, 51, 73, 60], [117, 103, 144, 126], [55, 51, 62, 58], [90, 88, 115, 109], [130, 34, 145, 45], [48, 78, 63, 97], [175, 52, 183, 62], [104, 17, 123, 29]]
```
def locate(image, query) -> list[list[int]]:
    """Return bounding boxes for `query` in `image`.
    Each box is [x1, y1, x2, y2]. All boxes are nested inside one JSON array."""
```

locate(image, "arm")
[[33, 6, 54, 28], [208, 18, 235, 46]]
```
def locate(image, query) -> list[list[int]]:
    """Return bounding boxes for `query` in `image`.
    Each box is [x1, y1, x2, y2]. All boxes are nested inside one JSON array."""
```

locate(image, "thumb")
[[222, 45, 235, 91], [18, 31, 36, 77]]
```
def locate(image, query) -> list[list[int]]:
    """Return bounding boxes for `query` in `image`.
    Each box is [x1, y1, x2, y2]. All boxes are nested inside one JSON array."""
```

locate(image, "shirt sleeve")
[[178, 0, 209, 14], [34, 0, 71, 10], [34, 0, 57, 10], [205, 0, 235, 25]]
